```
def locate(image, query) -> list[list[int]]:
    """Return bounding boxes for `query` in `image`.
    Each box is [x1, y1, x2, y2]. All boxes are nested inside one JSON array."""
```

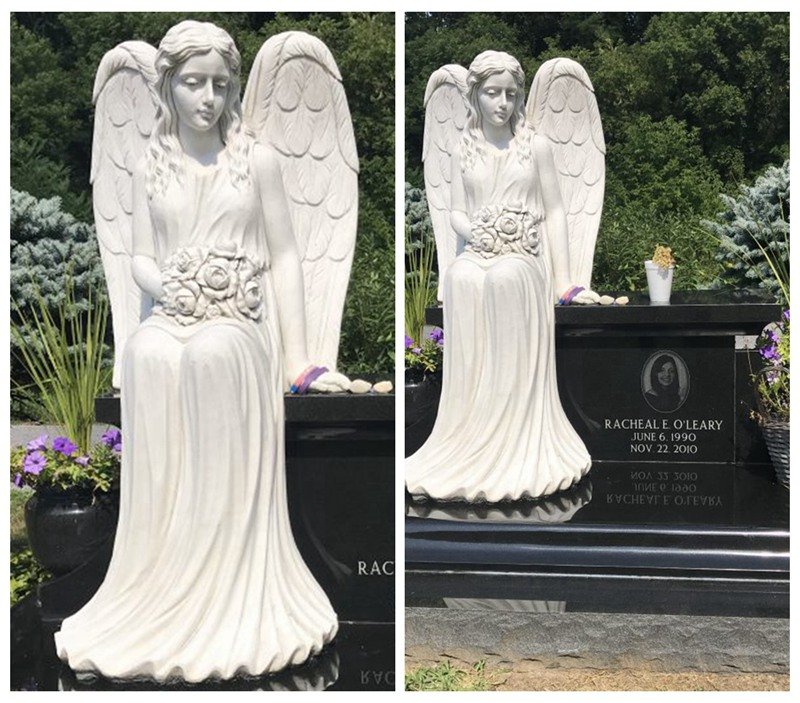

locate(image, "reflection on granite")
[[407, 463, 788, 529], [406, 478, 592, 523], [59, 649, 340, 691]]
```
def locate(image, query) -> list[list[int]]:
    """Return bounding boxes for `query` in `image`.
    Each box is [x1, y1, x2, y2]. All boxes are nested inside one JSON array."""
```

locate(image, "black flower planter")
[[24, 490, 119, 576], [405, 371, 442, 457]]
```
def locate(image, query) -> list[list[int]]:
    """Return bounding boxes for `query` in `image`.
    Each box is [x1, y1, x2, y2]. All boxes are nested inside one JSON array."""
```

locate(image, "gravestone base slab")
[[405, 608, 789, 674]]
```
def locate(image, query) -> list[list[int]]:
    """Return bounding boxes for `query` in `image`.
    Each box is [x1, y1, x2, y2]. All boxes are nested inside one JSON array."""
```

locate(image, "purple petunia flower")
[[13, 473, 23, 487], [428, 327, 444, 345], [405, 334, 414, 349], [759, 343, 780, 363], [26, 434, 48, 452], [53, 436, 78, 457], [74, 455, 91, 467], [23, 451, 47, 475], [783, 309, 790, 322], [101, 428, 122, 453]]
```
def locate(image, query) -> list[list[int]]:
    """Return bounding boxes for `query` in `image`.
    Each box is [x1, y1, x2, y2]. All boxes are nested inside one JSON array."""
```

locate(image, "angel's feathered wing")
[[422, 65, 468, 301], [526, 58, 605, 289], [92, 41, 158, 388], [242, 31, 359, 372]]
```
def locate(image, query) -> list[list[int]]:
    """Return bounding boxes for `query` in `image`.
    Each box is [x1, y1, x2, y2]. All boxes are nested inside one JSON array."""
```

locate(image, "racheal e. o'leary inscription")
[[559, 341, 735, 463], [607, 349, 724, 459]]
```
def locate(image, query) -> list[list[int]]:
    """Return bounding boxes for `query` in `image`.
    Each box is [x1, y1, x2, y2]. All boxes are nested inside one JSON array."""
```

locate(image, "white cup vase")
[[644, 260, 674, 304]]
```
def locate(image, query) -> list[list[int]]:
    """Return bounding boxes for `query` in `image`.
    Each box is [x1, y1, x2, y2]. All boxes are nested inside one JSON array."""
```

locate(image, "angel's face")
[[477, 71, 518, 128], [171, 50, 231, 133]]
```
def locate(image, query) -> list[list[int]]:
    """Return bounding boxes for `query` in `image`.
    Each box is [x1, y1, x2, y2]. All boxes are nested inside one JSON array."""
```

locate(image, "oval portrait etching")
[[641, 350, 690, 413]]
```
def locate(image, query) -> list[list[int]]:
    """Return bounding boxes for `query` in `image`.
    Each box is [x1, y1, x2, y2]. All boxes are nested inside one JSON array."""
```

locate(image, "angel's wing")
[[526, 58, 605, 289], [242, 31, 359, 372], [422, 65, 468, 301], [92, 41, 158, 388]]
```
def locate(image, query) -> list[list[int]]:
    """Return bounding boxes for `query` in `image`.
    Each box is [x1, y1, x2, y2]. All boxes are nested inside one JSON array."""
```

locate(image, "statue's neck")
[[482, 122, 513, 150], [178, 125, 226, 166]]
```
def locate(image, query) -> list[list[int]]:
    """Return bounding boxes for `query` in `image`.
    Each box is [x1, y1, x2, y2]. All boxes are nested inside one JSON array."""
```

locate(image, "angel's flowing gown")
[[406, 141, 591, 502], [55, 150, 338, 682]]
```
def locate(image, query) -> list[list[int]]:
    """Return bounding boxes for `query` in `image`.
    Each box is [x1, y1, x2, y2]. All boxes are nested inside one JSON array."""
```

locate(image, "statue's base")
[[11, 592, 394, 691], [406, 461, 788, 618], [90, 392, 394, 624]]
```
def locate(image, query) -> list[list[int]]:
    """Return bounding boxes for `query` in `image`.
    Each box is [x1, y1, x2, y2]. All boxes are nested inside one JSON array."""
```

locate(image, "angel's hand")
[[309, 370, 351, 393], [558, 285, 600, 305]]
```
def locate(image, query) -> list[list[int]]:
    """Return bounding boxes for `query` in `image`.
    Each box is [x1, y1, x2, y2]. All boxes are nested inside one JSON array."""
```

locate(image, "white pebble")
[[372, 380, 393, 394], [599, 295, 615, 306], [349, 379, 372, 394], [615, 296, 629, 305]]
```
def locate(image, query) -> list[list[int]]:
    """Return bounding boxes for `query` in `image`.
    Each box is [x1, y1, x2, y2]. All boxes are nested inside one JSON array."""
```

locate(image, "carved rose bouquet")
[[466, 202, 542, 258], [156, 243, 266, 325]]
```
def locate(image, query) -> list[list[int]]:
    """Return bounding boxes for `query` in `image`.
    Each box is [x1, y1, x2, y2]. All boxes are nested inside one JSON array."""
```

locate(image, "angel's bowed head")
[[147, 20, 251, 198]]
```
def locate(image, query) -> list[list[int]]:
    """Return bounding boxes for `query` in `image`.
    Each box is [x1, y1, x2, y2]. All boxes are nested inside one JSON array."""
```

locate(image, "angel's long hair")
[[146, 21, 250, 197], [461, 50, 531, 172]]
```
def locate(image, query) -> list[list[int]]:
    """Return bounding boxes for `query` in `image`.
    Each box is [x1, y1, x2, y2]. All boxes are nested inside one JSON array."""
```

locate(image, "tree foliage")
[[11, 11, 394, 375]]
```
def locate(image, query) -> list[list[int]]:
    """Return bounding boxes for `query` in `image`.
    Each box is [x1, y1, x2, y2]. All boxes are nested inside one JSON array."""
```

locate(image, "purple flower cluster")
[[101, 428, 122, 453], [405, 334, 421, 356], [758, 328, 781, 363]]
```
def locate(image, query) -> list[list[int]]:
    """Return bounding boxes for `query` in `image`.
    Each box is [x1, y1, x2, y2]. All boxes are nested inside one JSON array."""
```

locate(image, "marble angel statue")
[[406, 50, 606, 502], [55, 21, 359, 682]]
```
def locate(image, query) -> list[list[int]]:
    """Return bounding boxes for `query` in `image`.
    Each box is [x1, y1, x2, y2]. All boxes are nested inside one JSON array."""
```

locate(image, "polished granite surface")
[[406, 462, 789, 618]]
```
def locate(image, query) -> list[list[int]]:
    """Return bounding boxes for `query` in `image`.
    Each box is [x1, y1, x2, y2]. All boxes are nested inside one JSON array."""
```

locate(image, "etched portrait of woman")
[[642, 351, 690, 413]]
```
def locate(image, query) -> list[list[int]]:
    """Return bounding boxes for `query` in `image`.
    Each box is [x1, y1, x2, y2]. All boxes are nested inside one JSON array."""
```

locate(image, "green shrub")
[[705, 160, 789, 303], [593, 203, 721, 292], [405, 184, 438, 347], [11, 279, 112, 448], [338, 199, 395, 375], [11, 548, 51, 606], [11, 189, 110, 419]]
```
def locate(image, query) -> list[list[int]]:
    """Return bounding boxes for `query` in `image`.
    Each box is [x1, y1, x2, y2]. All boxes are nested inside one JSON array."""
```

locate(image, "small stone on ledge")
[[599, 295, 615, 305], [372, 380, 393, 394], [349, 379, 372, 394], [615, 296, 629, 305]]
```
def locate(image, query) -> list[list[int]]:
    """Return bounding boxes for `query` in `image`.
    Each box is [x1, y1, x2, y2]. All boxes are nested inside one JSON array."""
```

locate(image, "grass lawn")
[[405, 660, 500, 691]]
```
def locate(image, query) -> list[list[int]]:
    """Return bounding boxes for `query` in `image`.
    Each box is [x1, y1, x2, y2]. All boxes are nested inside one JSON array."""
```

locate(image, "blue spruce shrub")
[[11, 188, 106, 312], [10, 189, 109, 419], [405, 183, 435, 250], [705, 161, 789, 303]]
